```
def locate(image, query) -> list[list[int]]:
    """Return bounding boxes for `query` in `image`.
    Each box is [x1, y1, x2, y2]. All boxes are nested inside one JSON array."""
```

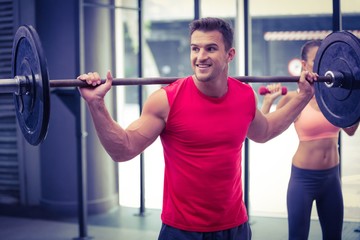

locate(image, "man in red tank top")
[[78, 17, 317, 240]]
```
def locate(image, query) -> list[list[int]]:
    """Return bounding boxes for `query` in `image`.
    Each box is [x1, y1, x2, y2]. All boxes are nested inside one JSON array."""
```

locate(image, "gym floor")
[[0, 205, 359, 240]]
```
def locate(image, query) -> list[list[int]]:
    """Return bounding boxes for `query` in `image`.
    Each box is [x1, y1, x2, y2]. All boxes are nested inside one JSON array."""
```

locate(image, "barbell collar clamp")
[[17, 75, 32, 96], [0, 76, 32, 96], [0, 77, 21, 95], [324, 70, 343, 88]]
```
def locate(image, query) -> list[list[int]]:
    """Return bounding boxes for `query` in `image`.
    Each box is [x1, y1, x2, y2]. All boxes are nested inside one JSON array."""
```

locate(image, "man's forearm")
[[87, 100, 133, 162], [266, 92, 311, 140]]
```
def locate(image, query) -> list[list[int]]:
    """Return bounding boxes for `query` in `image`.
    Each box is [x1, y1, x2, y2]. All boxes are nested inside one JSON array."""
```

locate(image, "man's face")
[[190, 30, 235, 82]]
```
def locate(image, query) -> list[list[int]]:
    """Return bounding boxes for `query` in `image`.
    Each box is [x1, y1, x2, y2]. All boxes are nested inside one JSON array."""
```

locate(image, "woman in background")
[[261, 40, 359, 240]]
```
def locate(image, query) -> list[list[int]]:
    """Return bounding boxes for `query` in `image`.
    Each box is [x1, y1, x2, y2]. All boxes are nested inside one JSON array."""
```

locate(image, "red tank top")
[[160, 76, 256, 232]]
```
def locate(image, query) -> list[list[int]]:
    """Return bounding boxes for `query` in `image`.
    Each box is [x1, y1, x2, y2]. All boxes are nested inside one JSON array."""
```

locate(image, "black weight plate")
[[314, 31, 360, 128], [12, 25, 50, 145]]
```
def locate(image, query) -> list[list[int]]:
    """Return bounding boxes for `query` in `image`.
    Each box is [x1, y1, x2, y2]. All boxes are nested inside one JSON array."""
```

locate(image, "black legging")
[[287, 164, 343, 240]]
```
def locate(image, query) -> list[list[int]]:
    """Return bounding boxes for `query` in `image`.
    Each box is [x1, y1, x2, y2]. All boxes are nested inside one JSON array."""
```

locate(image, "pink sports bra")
[[294, 103, 340, 141]]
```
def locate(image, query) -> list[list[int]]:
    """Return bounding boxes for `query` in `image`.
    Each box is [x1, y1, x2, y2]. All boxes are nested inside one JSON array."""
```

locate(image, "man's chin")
[[195, 73, 211, 82]]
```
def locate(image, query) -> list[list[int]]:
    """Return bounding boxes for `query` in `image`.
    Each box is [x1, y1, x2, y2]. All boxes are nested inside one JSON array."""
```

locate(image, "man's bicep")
[[125, 89, 168, 149], [247, 109, 269, 143]]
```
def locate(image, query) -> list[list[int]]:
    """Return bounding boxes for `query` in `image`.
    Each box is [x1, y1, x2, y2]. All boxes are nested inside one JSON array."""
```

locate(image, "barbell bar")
[[4, 25, 360, 146], [0, 73, 337, 93], [52, 74, 338, 87]]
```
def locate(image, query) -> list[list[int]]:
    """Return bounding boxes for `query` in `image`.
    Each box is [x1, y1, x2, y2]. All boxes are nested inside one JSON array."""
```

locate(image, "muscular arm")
[[248, 92, 310, 143], [247, 71, 315, 143], [79, 71, 168, 162], [86, 89, 167, 162]]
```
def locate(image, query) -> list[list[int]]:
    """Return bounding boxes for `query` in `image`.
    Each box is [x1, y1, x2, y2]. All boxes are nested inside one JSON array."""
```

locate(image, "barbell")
[[2, 25, 360, 145]]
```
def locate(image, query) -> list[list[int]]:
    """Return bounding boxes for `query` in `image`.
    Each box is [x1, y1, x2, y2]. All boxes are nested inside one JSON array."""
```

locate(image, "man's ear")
[[227, 48, 236, 62]]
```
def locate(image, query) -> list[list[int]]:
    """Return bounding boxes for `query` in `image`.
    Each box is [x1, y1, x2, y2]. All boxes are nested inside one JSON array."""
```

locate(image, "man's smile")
[[196, 63, 212, 68]]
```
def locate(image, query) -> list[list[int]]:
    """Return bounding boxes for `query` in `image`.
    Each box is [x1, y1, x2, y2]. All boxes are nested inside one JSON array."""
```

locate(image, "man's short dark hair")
[[189, 17, 234, 51]]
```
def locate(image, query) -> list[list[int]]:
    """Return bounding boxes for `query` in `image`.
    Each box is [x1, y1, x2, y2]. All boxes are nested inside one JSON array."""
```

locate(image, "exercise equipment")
[[1, 25, 359, 145], [11, 25, 50, 146], [258, 86, 287, 95], [314, 31, 360, 128]]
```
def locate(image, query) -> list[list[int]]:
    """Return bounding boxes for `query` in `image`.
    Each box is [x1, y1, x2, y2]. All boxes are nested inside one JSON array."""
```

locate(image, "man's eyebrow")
[[206, 43, 218, 47], [190, 43, 219, 47]]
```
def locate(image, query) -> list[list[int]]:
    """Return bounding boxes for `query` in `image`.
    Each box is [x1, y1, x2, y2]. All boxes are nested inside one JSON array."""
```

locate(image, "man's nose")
[[197, 49, 208, 60]]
